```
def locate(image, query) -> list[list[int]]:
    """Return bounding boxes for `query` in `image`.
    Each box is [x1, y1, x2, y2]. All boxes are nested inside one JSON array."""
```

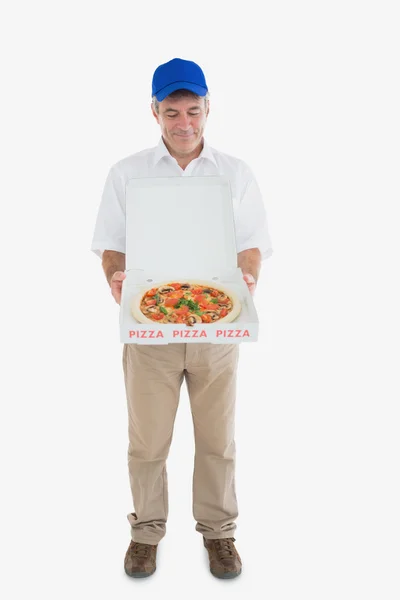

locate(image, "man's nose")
[[177, 113, 191, 129]]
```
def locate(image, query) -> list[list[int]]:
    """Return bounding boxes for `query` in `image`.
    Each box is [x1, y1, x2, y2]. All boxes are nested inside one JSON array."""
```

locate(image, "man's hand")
[[110, 271, 126, 305], [243, 273, 256, 296], [238, 249, 261, 297]]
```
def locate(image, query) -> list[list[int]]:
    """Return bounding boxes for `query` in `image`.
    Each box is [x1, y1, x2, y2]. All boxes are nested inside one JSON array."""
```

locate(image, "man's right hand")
[[110, 271, 126, 305]]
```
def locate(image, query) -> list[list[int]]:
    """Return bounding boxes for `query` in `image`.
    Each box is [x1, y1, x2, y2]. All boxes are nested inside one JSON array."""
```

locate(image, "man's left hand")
[[243, 273, 256, 296]]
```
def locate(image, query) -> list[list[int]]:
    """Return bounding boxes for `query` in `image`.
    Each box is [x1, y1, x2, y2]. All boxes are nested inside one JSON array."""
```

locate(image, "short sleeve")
[[91, 165, 126, 259], [235, 169, 273, 260]]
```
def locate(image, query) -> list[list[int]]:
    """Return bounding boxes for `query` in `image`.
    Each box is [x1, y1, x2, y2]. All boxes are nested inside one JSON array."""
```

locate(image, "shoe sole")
[[211, 569, 242, 579], [125, 567, 156, 578]]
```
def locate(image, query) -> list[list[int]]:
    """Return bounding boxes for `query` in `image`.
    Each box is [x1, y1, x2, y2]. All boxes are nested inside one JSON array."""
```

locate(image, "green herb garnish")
[[160, 306, 168, 315], [173, 297, 201, 311], [187, 299, 200, 311], [173, 298, 186, 308]]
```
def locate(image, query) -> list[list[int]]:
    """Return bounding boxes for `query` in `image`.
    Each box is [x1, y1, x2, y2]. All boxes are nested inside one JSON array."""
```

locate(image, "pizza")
[[131, 280, 241, 326]]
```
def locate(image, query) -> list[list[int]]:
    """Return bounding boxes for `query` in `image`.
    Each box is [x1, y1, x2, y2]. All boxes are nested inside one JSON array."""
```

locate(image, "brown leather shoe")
[[203, 537, 242, 579], [124, 540, 158, 578]]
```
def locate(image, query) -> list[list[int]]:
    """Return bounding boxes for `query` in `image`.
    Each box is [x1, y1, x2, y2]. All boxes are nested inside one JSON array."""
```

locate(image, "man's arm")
[[102, 250, 125, 285], [237, 248, 262, 295], [102, 250, 126, 304], [238, 248, 261, 282]]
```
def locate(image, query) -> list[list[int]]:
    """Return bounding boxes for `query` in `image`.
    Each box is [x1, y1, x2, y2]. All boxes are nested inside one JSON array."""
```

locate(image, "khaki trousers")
[[122, 342, 240, 544]]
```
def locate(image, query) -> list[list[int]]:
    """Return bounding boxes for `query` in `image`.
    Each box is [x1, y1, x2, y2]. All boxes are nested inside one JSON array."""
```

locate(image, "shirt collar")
[[152, 137, 171, 166], [198, 138, 218, 167], [152, 137, 218, 168]]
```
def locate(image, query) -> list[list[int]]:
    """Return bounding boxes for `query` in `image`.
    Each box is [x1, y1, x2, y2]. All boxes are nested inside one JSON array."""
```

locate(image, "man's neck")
[[163, 137, 204, 171]]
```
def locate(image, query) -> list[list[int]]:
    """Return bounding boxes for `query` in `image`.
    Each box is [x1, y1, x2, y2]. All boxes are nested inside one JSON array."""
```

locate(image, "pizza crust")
[[131, 279, 241, 325]]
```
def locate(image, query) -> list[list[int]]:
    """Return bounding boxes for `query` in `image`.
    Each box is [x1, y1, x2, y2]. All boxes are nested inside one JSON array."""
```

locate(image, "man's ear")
[[151, 104, 160, 124]]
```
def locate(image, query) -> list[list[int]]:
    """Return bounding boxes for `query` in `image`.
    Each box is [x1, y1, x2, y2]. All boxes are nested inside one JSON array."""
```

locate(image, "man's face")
[[152, 94, 209, 157]]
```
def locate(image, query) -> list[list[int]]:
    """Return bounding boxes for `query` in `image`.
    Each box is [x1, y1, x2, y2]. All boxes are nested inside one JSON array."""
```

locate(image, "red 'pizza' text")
[[216, 329, 250, 338], [173, 330, 208, 338], [129, 330, 165, 338]]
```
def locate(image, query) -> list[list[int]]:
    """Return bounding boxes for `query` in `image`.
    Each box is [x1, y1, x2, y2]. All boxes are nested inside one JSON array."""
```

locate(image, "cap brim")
[[155, 81, 208, 102]]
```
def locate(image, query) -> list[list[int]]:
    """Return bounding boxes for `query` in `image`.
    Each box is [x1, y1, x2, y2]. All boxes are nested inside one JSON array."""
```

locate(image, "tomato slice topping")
[[170, 283, 181, 290], [220, 308, 228, 317], [164, 298, 178, 307], [144, 299, 157, 306], [151, 313, 164, 320], [218, 296, 230, 304], [175, 306, 189, 315], [204, 303, 217, 310], [201, 314, 212, 323], [146, 287, 158, 297]]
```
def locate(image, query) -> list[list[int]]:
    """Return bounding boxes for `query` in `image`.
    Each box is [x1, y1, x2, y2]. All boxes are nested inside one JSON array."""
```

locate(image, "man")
[[91, 58, 273, 579]]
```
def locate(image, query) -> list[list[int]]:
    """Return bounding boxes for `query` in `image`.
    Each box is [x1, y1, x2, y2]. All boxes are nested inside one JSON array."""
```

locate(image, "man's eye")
[[188, 112, 200, 116]]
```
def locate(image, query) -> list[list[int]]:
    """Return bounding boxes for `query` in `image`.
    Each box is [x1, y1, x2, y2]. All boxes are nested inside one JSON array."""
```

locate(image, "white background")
[[1, 0, 399, 598]]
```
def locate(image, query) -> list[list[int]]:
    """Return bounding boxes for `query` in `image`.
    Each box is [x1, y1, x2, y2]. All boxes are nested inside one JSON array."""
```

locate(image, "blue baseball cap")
[[152, 58, 208, 102]]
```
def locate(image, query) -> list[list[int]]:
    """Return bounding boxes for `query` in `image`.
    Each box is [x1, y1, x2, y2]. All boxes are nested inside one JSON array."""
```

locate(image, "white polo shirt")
[[91, 137, 273, 261]]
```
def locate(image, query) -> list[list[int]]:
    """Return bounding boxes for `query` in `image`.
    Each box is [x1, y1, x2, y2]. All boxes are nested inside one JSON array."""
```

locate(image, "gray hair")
[[152, 90, 210, 114]]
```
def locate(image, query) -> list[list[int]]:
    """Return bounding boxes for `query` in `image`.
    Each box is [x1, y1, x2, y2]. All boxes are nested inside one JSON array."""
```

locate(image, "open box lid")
[[125, 176, 237, 273]]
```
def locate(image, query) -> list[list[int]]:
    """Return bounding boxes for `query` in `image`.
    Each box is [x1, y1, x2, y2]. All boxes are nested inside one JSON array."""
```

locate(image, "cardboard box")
[[120, 176, 259, 344]]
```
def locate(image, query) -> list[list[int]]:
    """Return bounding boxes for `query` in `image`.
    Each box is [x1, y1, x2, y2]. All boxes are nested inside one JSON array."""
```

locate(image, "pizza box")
[[119, 176, 259, 344]]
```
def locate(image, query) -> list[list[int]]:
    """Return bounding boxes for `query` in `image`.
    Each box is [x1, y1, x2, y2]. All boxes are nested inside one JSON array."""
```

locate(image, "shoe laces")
[[131, 542, 151, 558], [214, 538, 236, 560]]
